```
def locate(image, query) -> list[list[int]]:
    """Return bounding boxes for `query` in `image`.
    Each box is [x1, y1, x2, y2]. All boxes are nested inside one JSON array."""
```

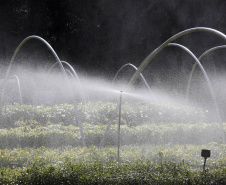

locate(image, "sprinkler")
[[117, 90, 123, 163], [201, 149, 211, 170]]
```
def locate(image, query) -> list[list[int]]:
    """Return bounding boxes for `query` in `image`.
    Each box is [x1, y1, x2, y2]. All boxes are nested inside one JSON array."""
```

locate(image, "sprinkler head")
[[201, 149, 211, 158], [115, 90, 124, 94]]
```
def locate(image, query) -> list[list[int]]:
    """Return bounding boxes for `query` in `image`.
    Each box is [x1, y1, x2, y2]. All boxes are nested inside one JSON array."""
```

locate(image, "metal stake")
[[117, 91, 123, 163]]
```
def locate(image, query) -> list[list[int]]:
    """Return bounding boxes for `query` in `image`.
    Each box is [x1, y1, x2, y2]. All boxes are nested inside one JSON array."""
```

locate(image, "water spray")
[[48, 61, 86, 103], [117, 90, 123, 163], [166, 43, 225, 143], [101, 28, 226, 147], [112, 63, 153, 93], [0, 75, 23, 107], [125, 28, 226, 144], [10, 75, 23, 104], [0, 35, 86, 147], [127, 27, 226, 89], [186, 45, 226, 102]]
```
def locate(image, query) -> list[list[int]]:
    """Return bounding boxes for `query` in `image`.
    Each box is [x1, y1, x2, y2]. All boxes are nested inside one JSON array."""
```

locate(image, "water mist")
[[0, 35, 86, 147]]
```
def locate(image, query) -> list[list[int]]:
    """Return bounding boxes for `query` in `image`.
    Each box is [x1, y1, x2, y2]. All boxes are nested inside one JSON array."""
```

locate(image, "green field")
[[0, 102, 225, 184]]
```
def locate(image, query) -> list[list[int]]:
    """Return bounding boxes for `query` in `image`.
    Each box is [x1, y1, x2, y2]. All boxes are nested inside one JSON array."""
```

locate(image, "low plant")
[[0, 122, 224, 148], [1, 101, 206, 128], [0, 143, 225, 169], [0, 158, 225, 184]]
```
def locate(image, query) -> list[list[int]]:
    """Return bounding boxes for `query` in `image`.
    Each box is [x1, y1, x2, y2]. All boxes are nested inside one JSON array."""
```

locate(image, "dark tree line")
[[0, 0, 226, 79]]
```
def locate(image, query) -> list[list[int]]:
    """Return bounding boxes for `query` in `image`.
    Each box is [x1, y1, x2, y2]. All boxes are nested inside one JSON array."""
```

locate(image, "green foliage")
[[0, 102, 224, 184], [0, 144, 225, 169], [0, 143, 225, 184], [0, 122, 224, 148], [0, 158, 225, 184], [1, 101, 206, 128]]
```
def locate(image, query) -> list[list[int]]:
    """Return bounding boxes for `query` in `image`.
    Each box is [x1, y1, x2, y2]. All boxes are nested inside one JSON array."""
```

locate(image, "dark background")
[[0, 0, 226, 85]]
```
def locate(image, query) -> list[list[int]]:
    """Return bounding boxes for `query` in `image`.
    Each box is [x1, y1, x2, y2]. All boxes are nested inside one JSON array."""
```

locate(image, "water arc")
[[102, 28, 226, 146], [65, 69, 74, 78], [0, 35, 86, 147], [166, 43, 225, 143], [49, 61, 86, 103], [1, 36, 67, 104], [2, 75, 23, 105], [64, 69, 85, 103], [186, 45, 226, 102], [112, 63, 152, 92], [100, 63, 155, 147], [127, 27, 226, 88], [49, 61, 80, 82], [10, 75, 23, 104]]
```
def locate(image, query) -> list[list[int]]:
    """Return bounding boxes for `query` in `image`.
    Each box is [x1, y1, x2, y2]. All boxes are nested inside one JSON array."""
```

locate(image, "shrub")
[[0, 123, 224, 148], [1, 101, 206, 128], [0, 159, 225, 184]]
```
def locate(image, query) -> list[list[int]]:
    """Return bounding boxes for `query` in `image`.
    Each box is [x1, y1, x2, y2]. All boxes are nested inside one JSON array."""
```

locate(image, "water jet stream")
[[186, 45, 226, 102], [65, 69, 74, 78], [10, 75, 23, 104], [49, 61, 86, 103], [0, 35, 86, 147], [127, 27, 226, 88], [49, 61, 80, 83], [112, 63, 152, 92], [1, 75, 23, 105], [166, 43, 225, 143], [126, 27, 226, 143]]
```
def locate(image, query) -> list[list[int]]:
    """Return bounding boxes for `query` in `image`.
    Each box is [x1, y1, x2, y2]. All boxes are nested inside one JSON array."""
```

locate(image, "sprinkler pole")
[[117, 91, 123, 163]]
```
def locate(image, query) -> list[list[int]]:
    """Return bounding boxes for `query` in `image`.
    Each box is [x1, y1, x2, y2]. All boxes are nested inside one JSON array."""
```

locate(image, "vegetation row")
[[0, 122, 224, 148], [0, 144, 225, 169], [0, 159, 225, 185], [1, 101, 206, 128], [0, 102, 225, 184]]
